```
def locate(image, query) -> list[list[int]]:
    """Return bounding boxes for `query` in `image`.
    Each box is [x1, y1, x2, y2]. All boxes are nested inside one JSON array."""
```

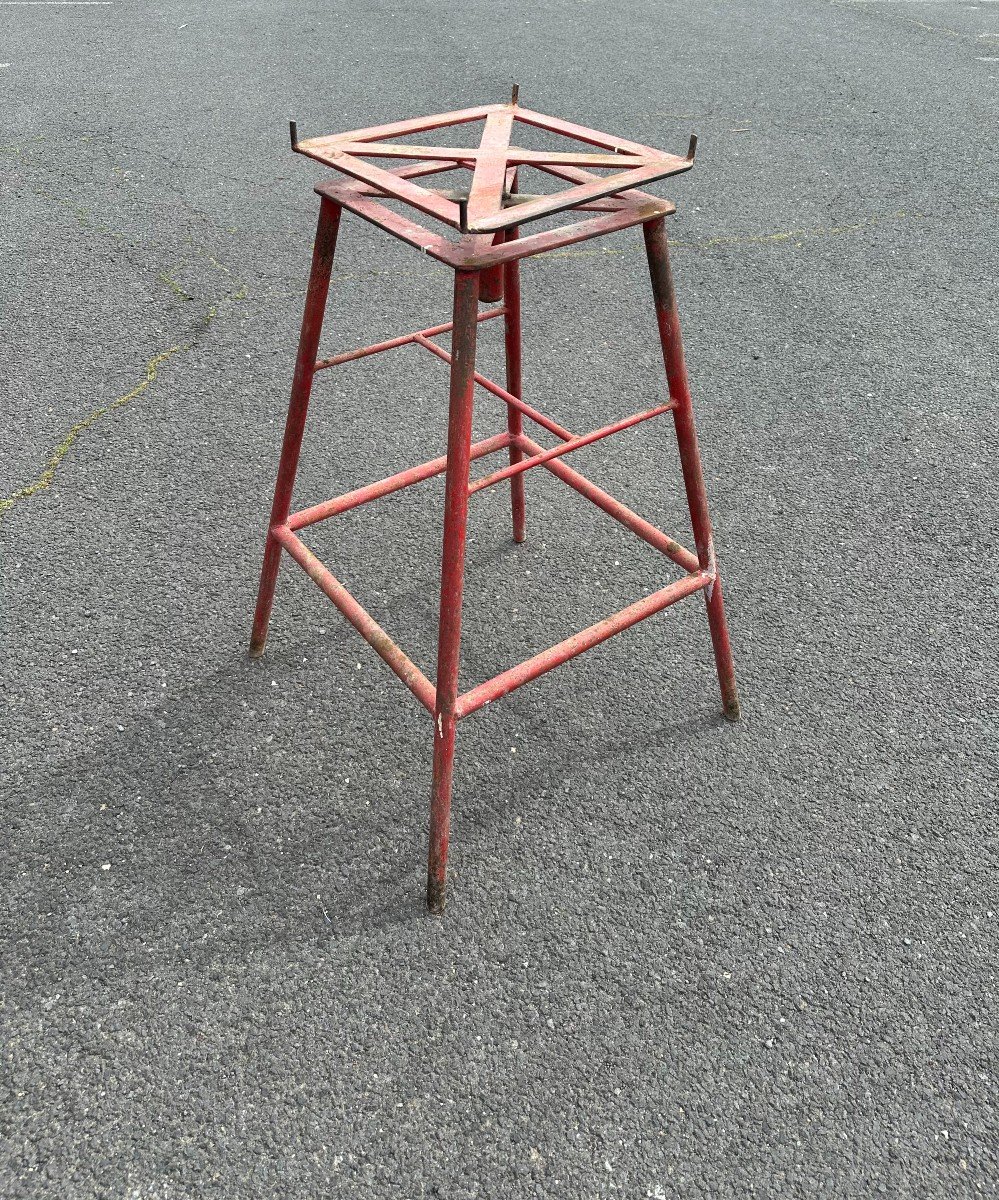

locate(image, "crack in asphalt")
[[0, 346, 185, 517], [0, 267, 249, 521], [0, 130, 934, 521], [0, 155, 249, 520], [829, 0, 999, 44]]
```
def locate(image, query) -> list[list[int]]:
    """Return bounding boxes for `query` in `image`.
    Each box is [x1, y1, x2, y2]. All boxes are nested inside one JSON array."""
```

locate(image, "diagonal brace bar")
[[315, 307, 505, 371], [516, 434, 700, 573], [288, 432, 511, 531], [468, 401, 673, 495], [272, 525, 437, 712], [455, 570, 712, 719], [413, 334, 574, 442], [463, 156, 691, 235]]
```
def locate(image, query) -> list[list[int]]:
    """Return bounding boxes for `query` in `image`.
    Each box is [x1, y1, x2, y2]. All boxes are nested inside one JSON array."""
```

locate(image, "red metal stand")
[[250, 95, 740, 914]]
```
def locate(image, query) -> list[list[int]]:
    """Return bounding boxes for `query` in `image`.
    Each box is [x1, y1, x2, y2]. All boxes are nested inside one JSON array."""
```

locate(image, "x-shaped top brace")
[[290, 99, 696, 236]]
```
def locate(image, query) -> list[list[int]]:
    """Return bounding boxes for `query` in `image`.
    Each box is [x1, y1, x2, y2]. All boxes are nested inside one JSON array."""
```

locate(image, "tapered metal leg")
[[502, 226, 527, 543], [642, 216, 740, 720], [480, 233, 505, 304], [427, 270, 481, 914], [250, 199, 342, 657]]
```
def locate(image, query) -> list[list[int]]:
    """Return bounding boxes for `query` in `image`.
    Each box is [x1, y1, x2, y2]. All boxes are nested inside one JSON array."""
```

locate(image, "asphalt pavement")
[[2, 0, 998, 1196]]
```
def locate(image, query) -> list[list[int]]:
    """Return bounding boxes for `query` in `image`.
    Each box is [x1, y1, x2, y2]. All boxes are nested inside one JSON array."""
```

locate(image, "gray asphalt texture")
[[2, 1, 998, 1196]]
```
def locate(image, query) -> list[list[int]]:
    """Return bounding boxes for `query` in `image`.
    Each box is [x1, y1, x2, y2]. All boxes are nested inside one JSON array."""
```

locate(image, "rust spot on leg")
[[427, 874, 446, 915]]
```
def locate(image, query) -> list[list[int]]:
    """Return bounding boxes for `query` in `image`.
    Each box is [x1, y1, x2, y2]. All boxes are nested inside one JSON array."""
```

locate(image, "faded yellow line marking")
[[0, 270, 246, 521], [158, 270, 193, 301], [830, 0, 999, 42], [1, 347, 182, 516], [0, 152, 248, 519], [544, 208, 923, 259], [0, 274, 245, 520]]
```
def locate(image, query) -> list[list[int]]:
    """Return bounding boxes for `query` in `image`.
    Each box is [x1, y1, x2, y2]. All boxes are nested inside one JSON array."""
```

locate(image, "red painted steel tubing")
[[311, 101, 504, 147], [427, 271, 481, 915], [463, 158, 689, 235], [272, 525, 437, 712], [516, 434, 700, 573], [455, 571, 712, 719], [250, 198, 341, 658], [414, 335, 574, 442], [469, 402, 673, 496], [451, 202, 667, 270], [314, 307, 505, 371], [642, 216, 740, 720], [288, 432, 511, 532], [471, 111, 516, 300], [317, 180, 467, 266], [480, 234, 505, 303], [502, 221, 527, 542]]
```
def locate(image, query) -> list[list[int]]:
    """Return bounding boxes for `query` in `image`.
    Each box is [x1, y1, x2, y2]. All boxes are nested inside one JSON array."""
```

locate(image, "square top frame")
[[292, 97, 694, 271]]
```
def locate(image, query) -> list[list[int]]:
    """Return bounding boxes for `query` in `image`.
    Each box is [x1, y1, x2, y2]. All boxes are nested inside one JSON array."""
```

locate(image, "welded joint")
[[469, 401, 673, 496], [705, 536, 717, 600], [452, 570, 712, 720]]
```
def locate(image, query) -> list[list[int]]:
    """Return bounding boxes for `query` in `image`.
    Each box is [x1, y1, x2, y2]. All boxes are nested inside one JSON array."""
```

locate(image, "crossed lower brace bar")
[[249, 199, 739, 914]]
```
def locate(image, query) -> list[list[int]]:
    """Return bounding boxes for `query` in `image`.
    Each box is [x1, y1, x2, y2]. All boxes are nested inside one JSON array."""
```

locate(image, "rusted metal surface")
[[642, 216, 740, 721], [427, 271, 481, 915], [249, 197, 341, 659], [302, 91, 686, 266], [273, 525, 437, 712], [412, 334, 573, 442], [501, 221, 527, 544], [454, 571, 713, 720], [479, 239, 505, 305], [314, 306, 505, 371], [465, 109, 515, 225], [453, 202, 673, 269], [288, 432, 511, 532], [468, 401, 674, 496], [515, 433, 700, 573], [250, 98, 739, 913], [299, 101, 506, 150], [303, 134, 687, 233], [461, 160, 687, 235]]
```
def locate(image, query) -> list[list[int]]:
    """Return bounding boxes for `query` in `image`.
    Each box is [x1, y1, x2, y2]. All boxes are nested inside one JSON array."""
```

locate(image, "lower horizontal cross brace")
[[288, 432, 511, 532], [468, 401, 673, 494], [272, 524, 437, 712], [455, 569, 712, 718], [273, 517, 709, 723]]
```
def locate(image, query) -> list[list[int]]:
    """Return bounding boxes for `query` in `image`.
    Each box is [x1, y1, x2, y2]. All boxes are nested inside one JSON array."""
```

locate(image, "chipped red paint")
[[249, 197, 341, 659], [501, 220, 527, 544], [642, 216, 740, 721], [249, 100, 739, 915], [427, 270, 481, 914]]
